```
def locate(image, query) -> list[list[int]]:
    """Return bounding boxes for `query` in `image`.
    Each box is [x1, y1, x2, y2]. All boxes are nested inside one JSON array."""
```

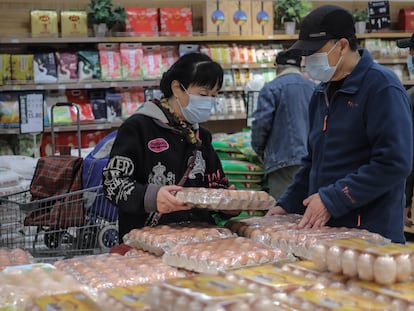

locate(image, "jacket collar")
[[136, 101, 169, 122], [278, 66, 303, 77]]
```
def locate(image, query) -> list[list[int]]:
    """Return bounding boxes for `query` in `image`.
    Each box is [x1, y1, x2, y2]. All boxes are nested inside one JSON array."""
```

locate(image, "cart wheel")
[[98, 225, 119, 250], [44, 230, 62, 249], [76, 227, 98, 249]]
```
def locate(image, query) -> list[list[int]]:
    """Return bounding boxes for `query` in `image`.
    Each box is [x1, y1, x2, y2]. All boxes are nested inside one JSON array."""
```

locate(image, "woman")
[[102, 52, 232, 239]]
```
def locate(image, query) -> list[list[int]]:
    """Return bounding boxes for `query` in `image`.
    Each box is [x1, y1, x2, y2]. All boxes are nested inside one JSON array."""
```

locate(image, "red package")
[[98, 43, 123, 81], [55, 51, 78, 82], [120, 43, 144, 80], [125, 7, 159, 35], [160, 45, 179, 71], [65, 89, 94, 122], [159, 7, 192, 36]]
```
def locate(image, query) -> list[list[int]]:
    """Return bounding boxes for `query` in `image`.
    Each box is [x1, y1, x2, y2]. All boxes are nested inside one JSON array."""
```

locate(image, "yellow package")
[[30, 10, 58, 37], [30, 292, 101, 311], [61, 10, 88, 37], [0, 54, 11, 84], [11, 54, 34, 82]]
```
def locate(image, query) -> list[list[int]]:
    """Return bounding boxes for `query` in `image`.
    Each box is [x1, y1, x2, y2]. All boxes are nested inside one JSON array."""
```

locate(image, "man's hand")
[[265, 205, 288, 216], [157, 185, 191, 214], [298, 192, 331, 229]]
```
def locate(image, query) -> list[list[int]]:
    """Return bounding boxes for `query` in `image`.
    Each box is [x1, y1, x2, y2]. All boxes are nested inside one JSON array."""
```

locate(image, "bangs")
[[191, 61, 224, 90]]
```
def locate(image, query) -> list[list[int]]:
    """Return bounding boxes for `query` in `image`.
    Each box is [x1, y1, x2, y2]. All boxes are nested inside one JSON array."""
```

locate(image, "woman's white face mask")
[[305, 42, 343, 82], [179, 85, 216, 124]]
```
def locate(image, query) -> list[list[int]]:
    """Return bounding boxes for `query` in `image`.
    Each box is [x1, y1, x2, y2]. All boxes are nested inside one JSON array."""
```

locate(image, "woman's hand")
[[157, 185, 192, 214]]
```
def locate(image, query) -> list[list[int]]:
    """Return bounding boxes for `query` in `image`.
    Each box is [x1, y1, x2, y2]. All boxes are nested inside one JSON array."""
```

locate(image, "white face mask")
[[305, 43, 342, 82], [179, 86, 216, 124], [407, 55, 414, 75]]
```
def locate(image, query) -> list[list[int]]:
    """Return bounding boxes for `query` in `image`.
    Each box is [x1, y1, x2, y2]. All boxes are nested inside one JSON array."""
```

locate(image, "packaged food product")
[[144, 274, 275, 311], [33, 53, 57, 83], [98, 43, 123, 81], [120, 43, 143, 80], [163, 236, 289, 274], [159, 7, 193, 36], [123, 222, 234, 256], [55, 52, 78, 82], [27, 291, 101, 311], [98, 284, 151, 311], [125, 7, 158, 35], [175, 187, 275, 210], [11, 54, 34, 82], [0, 248, 33, 270], [60, 10, 88, 37], [78, 50, 101, 81], [30, 10, 58, 37]]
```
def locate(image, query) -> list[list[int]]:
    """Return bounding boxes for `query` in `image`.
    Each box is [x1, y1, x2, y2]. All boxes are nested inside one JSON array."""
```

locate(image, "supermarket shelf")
[[0, 80, 160, 92]]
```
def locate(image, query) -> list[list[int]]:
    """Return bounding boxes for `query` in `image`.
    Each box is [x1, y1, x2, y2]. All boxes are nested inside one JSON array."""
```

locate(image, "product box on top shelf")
[[125, 7, 159, 35], [251, 0, 274, 36], [30, 10, 58, 37], [228, 0, 252, 36], [60, 10, 88, 37], [159, 7, 193, 36], [398, 8, 414, 31], [204, 0, 230, 35]]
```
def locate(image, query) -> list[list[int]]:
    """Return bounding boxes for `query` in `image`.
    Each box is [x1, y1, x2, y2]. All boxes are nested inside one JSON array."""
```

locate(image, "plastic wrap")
[[123, 222, 234, 256], [175, 187, 276, 210], [0, 247, 34, 270], [144, 274, 276, 311], [98, 284, 151, 311], [162, 236, 290, 274], [0, 263, 90, 310], [53, 253, 186, 294]]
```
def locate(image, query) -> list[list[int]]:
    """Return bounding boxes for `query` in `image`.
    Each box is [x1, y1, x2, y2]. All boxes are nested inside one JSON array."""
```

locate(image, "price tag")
[[19, 93, 44, 134]]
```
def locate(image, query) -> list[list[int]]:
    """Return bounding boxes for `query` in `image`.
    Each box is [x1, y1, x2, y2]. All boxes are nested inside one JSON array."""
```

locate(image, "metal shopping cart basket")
[[0, 185, 118, 258], [0, 103, 118, 258]]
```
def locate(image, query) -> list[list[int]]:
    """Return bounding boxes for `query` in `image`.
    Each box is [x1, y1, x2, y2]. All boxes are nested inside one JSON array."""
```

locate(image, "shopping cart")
[[0, 185, 118, 258], [0, 103, 119, 258]]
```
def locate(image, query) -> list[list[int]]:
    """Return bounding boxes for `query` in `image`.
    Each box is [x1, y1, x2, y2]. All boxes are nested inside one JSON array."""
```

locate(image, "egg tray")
[[162, 236, 290, 275], [175, 187, 276, 210], [123, 222, 235, 256]]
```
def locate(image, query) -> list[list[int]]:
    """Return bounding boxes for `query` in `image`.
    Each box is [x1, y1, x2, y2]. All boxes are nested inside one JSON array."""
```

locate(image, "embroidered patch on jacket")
[[148, 138, 169, 153]]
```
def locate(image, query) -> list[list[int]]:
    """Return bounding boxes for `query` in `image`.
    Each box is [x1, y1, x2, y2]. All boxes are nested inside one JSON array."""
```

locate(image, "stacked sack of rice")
[[212, 130, 265, 191]]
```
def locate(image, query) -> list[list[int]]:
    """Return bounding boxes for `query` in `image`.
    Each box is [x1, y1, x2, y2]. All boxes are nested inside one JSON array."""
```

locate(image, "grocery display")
[[2, 1, 414, 310]]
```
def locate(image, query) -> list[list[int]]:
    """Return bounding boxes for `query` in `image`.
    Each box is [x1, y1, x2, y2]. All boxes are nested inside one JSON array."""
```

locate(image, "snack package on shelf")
[[120, 43, 144, 80], [141, 45, 163, 80], [78, 50, 101, 81], [55, 51, 78, 82], [144, 274, 275, 311], [175, 187, 276, 210], [33, 53, 57, 83], [123, 222, 235, 256], [98, 43, 123, 81], [310, 237, 414, 285], [0, 263, 91, 309], [0, 248, 33, 270], [162, 236, 290, 274], [98, 284, 151, 311], [269, 226, 390, 260], [53, 253, 186, 294], [225, 214, 302, 243]]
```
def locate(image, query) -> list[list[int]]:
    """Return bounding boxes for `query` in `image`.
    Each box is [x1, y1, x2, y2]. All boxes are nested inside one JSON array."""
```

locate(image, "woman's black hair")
[[159, 52, 224, 98]]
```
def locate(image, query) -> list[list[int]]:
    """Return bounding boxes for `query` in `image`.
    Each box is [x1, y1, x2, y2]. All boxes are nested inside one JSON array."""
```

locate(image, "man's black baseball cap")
[[288, 5, 356, 56], [397, 33, 414, 48]]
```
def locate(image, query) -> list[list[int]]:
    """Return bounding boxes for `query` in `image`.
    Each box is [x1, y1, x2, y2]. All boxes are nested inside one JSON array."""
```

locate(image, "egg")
[[341, 249, 359, 277], [373, 255, 397, 285], [357, 253, 375, 281], [395, 253, 412, 282], [326, 245, 343, 273]]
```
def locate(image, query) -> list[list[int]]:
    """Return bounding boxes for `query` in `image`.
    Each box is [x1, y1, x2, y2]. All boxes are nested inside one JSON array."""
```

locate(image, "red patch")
[[148, 138, 169, 153]]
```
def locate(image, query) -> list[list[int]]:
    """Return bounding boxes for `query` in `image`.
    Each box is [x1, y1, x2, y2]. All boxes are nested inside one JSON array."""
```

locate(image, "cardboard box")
[[204, 0, 230, 35], [60, 10, 88, 37], [251, 0, 274, 36], [159, 7, 193, 36], [228, 0, 252, 36], [30, 10, 58, 37], [125, 7, 159, 35]]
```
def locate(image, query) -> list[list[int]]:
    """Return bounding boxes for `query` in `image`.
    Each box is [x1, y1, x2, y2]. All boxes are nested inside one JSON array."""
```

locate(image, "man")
[[397, 33, 414, 227], [251, 50, 316, 200], [267, 4, 413, 243]]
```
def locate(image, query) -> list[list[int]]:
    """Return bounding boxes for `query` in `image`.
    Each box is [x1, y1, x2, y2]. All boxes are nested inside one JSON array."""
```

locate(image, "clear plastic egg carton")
[[175, 187, 276, 210], [225, 214, 302, 244], [0, 247, 34, 270], [224, 264, 322, 299], [310, 238, 414, 285], [53, 253, 185, 292], [144, 274, 276, 311], [275, 287, 395, 311], [98, 284, 151, 311], [123, 222, 235, 256], [269, 226, 390, 260], [162, 236, 290, 274], [0, 263, 90, 309], [347, 279, 414, 310]]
